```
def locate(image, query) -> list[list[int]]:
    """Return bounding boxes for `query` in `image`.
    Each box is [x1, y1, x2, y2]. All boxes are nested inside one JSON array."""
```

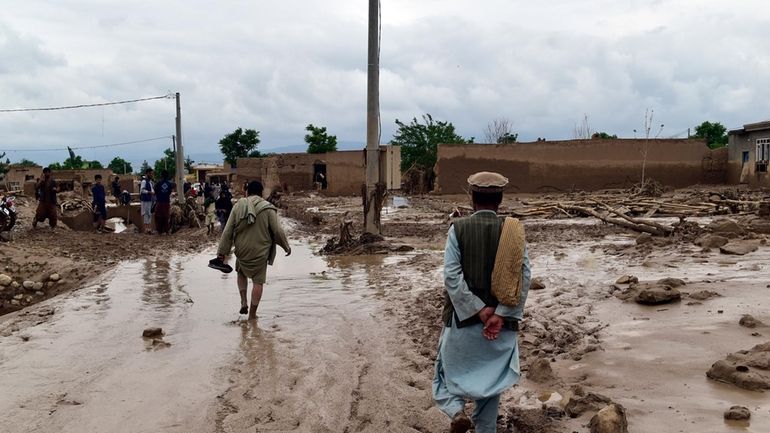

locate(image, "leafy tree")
[[153, 148, 176, 178], [138, 160, 151, 175], [219, 127, 260, 167], [109, 157, 133, 175], [248, 149, 263, 157], [592, 132, 618, 139], [498, 132, 518, 144], [692, 121, 728, 149], [62, 155, 84, 169], [0, 152, 7, 177], [13, 158, 39, 167], [305, 124, 338, 154], [390, 114, 469, 171], [184, 156, 195, 172], [87, 160, 104, 169], [48, 162, 63, 170]]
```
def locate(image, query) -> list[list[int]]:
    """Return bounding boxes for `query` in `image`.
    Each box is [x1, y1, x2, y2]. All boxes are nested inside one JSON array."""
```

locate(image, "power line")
[[0, 136, 172, 152], [0, 94, 174, 113]]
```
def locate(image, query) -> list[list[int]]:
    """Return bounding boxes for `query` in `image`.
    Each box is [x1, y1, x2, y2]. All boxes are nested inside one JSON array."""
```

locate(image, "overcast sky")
[[1, 0, 769, 166]]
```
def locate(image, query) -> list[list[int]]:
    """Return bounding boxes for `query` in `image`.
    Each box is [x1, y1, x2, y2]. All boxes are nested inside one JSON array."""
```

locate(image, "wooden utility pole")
[[174, 92, 185, 200], [364, 0, 382, 234]]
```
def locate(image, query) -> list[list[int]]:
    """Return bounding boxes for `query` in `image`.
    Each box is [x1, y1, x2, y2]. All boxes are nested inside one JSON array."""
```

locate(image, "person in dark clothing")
[[92, 174, 107, 232], [154, 170, 176, 235], [215, 186, 233, 229], [203, 182, 213, 200], [111, 176, 121, 202], [33, 167, 58, 228], [183, 181, 191, 196]]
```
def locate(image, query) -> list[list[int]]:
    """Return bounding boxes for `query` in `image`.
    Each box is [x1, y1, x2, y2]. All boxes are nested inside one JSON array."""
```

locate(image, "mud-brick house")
[[728, 120, 770, 186], [235, 146, 401, 197], [2, 165, 43, 192]]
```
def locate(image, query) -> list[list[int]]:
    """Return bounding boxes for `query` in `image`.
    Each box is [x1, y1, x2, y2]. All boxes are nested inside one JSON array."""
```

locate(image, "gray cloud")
[[0, 0, 769, 166]]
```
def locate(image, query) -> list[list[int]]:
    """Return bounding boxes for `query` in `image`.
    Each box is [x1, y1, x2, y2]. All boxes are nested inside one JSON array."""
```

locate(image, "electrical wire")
[[0, 94, 174, 113], [0, 136, 172, 152]]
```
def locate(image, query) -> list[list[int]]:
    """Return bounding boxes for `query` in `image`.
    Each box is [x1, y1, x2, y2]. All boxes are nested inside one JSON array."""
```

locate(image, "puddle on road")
[[0, 240, 418, 433]]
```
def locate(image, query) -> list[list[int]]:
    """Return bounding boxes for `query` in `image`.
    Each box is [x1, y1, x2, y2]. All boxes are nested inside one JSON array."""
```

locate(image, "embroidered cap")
[[467, 171, 509, 193]]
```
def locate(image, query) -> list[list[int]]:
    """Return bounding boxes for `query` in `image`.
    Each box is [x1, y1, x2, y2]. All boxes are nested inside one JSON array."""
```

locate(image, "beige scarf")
[[491, 217, 526, 307]]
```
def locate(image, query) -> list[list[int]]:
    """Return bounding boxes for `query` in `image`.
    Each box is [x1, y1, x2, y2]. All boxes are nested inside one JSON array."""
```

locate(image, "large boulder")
[[589, 404, 628, 433], [708, 219, 745, 236], [706, 341, 770, 391], [694, 234, 729, 249], [739, 315, 764, 329], [635, 283, 681, 305], [720, 240, 760, 256]]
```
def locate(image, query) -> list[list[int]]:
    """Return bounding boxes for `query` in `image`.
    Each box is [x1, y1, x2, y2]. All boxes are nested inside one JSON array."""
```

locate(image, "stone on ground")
[[530, 277, 546, 291], [739, 315, 764, 329], [526, 358, 555, 383], [708, 219, 745, 236], [706, 341, 770, 391], [565, 392, 612, 418], [635, 283, 681, 305], [720, 240, 760, 256], [694, 234, 729, 248], [724, 406, 751, 421], [588, 404, 628, 433], [142, 327, 164, 338], [0, 274, 11, 286], [615, 275, 638, 285]]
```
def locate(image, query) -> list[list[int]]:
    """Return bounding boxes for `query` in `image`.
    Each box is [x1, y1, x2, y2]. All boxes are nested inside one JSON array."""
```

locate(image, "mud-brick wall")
[[434, 139, 725, 194]]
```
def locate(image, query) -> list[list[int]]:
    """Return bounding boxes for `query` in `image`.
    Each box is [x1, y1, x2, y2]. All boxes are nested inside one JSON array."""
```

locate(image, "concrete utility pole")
[[174, 92, 185, 200], [364, 0, 382, 234]]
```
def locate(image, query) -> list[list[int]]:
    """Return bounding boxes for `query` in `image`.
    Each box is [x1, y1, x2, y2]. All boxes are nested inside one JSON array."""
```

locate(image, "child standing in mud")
[[433, 171, 531, 433]]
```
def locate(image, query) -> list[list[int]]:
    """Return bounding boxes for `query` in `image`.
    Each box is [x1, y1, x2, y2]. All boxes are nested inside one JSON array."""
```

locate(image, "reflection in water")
[[238, 322, 278, 381], [141, 258, 173, 311]]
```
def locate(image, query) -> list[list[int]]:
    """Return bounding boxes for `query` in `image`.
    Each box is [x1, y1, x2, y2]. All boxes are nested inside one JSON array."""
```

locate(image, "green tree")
[[108, 157, 133, 175], [153, 148, 176, 178], [0, 152, 7, 177], [13, 158, 39, 167], [497, 132, 518, 144], [692, 121, 728, 149], [184, 156, 195, 172], [592, 132, 618, 139], [248, 149, 263, 157], [390, 114, 469, 171], [305, 124, 338, 154], [62, 155, 84, 169], [138, 160, 151, 175], [219, 127, 260, 167], [87, 160, 103, 169], [48, 162, 63, 170]]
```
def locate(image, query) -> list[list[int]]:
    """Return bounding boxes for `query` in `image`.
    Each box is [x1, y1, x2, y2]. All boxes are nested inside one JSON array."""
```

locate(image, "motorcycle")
[[0, 195, 17, 232]]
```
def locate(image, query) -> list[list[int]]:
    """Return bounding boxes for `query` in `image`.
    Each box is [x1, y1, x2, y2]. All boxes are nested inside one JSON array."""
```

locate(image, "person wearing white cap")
[[432, 171, 532, 433]]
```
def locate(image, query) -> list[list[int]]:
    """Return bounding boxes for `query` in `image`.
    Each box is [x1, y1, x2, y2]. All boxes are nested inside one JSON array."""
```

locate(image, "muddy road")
[[0, 240, 444, 433]]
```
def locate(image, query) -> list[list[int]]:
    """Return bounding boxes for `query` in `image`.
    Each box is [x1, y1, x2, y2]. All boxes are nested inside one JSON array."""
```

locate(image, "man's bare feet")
[[248, 304, 258, 320]]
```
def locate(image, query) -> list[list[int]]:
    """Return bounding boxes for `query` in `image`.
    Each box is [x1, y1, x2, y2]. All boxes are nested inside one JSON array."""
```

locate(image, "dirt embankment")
[[1, 198, 214, 316]]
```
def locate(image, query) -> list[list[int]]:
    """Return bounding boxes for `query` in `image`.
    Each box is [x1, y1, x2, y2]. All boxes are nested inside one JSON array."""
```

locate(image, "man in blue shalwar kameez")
[[433, 172, 531, 433]]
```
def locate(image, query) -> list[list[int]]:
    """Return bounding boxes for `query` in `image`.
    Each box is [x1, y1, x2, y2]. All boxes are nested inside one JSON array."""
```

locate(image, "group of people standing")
[[138, 168, 176, 235]]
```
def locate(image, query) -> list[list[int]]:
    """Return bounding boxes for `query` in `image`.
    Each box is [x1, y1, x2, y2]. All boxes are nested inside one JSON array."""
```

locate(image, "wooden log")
[[556, 204, 669, 236]]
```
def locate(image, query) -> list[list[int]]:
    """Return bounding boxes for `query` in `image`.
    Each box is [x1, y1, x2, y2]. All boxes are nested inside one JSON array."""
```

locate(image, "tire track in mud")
[[343, 360, 372, 433]]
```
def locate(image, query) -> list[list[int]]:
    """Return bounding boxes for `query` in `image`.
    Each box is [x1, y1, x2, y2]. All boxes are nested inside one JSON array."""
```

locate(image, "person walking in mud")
[[33, 167, 59, 229], [433, 172, 531, 433], [139, 168, 155, 234], [111, 175, 121, 203], [214, 180, 291, 320]]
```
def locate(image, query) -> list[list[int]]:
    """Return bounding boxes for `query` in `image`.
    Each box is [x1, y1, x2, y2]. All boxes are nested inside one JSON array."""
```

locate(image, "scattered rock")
[[724, 406, 751, 421], [657, 277, 685, 288], [636, 233, 654, 245], [694, 234, 729, 248], [589, 404, 628, 433], [22, 280, 35, 290], [530, 278, 546, 291], [688, 290, 721, 301], [10, 281, 20, 289], [635, 283, 682, 305], [142, 327, 164, 338], [706, 341, 770, 391], [49, 273, 61, 282], [708, 219, 745, 236], [0, 274, 11, 286], [615, 275, 638, 285], [720, 240, 760, 256], [565, 392, 612, 418], [151, 338, 172, 349], [32, 282, 44, 291], [526, 358, 555, 383], [739, 315, 764, 329]]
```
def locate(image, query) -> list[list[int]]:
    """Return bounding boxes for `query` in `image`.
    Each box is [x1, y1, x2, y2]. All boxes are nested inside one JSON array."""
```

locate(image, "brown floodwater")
[[0, 241, 445, 433]]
